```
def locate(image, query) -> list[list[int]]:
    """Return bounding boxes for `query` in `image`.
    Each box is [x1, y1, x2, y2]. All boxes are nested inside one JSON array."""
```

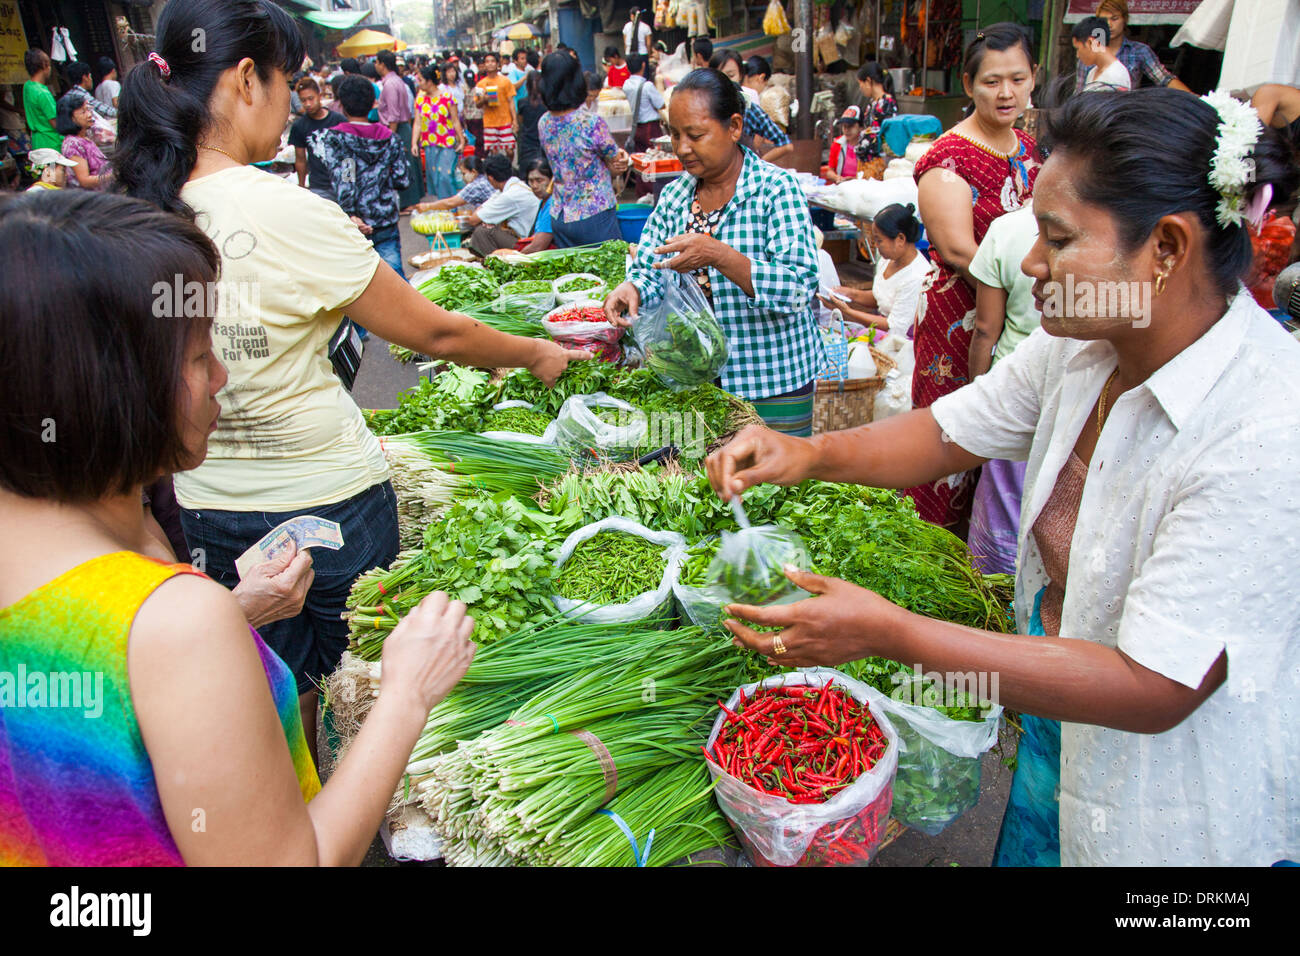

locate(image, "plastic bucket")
[[616, 203, 653, 243]]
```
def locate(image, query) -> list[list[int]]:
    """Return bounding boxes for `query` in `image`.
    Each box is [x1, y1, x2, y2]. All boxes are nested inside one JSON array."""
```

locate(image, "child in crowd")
[[1072, 16, 1131, 91], [311, 74, 410, 284], [825, 106, 864, 183]]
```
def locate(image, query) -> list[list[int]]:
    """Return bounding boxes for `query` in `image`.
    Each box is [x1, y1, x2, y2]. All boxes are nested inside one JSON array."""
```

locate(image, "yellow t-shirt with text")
[[176, 165, 389, 511]]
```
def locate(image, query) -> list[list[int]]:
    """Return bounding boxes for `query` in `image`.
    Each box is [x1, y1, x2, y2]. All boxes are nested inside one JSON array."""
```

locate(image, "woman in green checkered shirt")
[[603, 68, 825, 436]]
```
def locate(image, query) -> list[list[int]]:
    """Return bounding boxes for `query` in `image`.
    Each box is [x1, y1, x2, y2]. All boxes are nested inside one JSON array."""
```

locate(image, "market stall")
[[323, 239, 1016, 867]]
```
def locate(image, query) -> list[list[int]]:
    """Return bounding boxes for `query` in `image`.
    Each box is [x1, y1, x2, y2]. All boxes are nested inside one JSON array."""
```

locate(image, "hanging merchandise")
[[657, 0, 674, 30], [50, 27, 77, 63], [763, 1, 791, 37]]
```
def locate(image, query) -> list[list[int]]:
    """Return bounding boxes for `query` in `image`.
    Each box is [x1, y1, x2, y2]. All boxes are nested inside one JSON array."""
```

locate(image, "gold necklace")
[[198, 143, 241, 164], [1097, 369, 1119, 437]]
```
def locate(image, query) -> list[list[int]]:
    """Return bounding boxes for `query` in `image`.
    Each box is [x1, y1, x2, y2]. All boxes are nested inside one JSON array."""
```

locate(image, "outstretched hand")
[[724, 567, 904, 668]]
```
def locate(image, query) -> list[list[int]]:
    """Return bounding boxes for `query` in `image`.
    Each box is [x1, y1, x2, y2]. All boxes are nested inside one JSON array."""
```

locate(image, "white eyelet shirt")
[[931, 288, 1300, 866]]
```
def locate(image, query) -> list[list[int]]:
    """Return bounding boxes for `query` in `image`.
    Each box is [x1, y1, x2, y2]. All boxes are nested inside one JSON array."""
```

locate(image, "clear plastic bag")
[[706, 669, 899, 866], [479, 400, 558, 445], [552, 272, 608, 304], [551, 517, 687, 624], [493, 281, 556, 320], [542, 300, 624, 362], [704, 525, 810, 607], [871, 691, 1001, 835], [672, 536, 724, 630], [635, 271, 729, 389], [553, 392, 648, 462]]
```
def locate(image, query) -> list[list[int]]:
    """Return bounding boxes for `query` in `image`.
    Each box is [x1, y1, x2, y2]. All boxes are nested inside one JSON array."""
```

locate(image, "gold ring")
[[772, 636, 787, 656]]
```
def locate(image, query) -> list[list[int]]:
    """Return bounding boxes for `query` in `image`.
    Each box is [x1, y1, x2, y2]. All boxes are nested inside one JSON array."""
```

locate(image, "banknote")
[[234, 516, 344, 579]]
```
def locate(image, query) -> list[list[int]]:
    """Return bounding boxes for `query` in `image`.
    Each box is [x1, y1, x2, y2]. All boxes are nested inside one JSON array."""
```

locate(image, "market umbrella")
[[336, 29, 408, 57], [500, 22, 543, 42]]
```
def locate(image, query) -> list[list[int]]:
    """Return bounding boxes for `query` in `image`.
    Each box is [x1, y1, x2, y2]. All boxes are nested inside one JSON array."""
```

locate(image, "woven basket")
[[813, 346, 897, 434]]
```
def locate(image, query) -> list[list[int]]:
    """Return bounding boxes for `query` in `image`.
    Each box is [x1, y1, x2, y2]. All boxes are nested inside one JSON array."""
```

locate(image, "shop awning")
[[304, 9, 370, 30]]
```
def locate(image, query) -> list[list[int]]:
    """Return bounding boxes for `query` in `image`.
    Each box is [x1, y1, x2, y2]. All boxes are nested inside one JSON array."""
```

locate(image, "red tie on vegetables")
[[703, 684, 888, 804]]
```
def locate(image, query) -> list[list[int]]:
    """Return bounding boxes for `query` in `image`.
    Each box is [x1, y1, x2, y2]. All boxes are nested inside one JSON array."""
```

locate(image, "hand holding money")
[[232, 543, 315, 630], [235, 516, 344, 580]]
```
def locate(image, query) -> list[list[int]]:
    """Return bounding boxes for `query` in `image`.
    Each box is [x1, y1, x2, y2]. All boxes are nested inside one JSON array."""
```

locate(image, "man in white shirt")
[[623, 54, 667, 198], [623, 9, 653, 56], [466, 154, 541, 255], [1072, 16, 1131, 91]]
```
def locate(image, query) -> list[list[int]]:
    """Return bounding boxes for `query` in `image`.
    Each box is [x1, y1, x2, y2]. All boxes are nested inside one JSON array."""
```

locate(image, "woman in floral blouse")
[[413, 64, 462, 201], [56, 93, 110, 189], [537, 52, 629, 248], [855, 62, 898, 179]]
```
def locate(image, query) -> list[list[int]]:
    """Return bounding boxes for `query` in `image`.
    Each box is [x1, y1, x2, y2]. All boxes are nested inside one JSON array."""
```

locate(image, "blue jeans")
[[425, 144, 458, 200], [180, 481, 400, 694], [371, 222, 404, 279]]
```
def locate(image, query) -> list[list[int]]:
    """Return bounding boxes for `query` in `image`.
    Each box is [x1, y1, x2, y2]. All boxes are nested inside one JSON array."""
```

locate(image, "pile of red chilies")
[[549, 306, 609, 324], [704, 684, 888, 803]]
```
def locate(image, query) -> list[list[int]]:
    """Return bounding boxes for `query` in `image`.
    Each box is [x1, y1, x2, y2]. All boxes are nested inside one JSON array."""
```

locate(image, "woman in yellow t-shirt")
[[115, 0, 587, 747]]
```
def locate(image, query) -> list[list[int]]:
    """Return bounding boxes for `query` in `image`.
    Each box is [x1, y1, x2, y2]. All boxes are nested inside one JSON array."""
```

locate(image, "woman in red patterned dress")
[[909, 23, 1041, 530]]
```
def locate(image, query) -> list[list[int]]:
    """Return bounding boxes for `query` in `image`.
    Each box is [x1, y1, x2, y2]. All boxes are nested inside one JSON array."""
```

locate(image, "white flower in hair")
[[1200, 89, 1263, 228]]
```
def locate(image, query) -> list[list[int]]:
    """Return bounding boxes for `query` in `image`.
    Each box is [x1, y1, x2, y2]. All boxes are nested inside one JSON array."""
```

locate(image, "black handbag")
[[328, 318, 364, 390]]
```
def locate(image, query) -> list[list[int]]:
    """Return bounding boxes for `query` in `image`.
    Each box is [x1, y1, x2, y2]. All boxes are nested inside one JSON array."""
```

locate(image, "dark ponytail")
[[857, 61, 893, 97], [1041, 88, 1300, 297], [874, 203, 922, 243], [115, 0, 304, 218]]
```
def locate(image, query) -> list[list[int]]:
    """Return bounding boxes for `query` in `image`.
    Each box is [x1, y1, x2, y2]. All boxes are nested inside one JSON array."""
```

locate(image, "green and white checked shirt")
[[628, 147, 825, 400]]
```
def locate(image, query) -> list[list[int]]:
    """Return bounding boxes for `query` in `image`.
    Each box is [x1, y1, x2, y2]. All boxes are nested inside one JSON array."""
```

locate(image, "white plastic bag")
[[494, 280, 556, 319], [553, 392, 648, 462], [871, 690, 1001, 835], [542, 300, 624, 362], [552, 272, 608, 304], [551, 517, 687, 624], [480, 400, 558, 445], [706, 669, 899, 866], [873, 368, 912, 420], [635, 270, 728, 389]]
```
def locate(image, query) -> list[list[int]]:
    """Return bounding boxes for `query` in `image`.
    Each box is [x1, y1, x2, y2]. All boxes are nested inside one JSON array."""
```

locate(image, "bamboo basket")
[[813, 346, 896, 434]]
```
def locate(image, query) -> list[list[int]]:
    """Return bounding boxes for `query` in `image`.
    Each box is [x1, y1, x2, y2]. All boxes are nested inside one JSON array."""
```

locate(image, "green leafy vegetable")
[[554, 531, 666, 605]]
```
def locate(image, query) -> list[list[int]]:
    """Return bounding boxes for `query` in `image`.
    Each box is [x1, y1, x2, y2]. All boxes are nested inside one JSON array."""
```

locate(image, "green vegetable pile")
[[483, 240, 628, 288], [416, 264, 500, 311], [678, 537, 719, 588], [554, 531, 667, 605], [555, 275, 601, 294], [500, 279, 555, 295], [365, 367, 493, 435], [483, 405, 552, 436], [345, 495, 567, 654], [640, 308, 729, 388]]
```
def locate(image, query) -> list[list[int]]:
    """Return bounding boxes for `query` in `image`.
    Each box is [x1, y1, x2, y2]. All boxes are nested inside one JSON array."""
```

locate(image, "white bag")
[[479, 399, 558, 445], [554, 392, 648, 461], [551, 517, 687, 624], [873, 368, 912, 420], [706, 669, 899, 866], [552, 273, 608, 304]]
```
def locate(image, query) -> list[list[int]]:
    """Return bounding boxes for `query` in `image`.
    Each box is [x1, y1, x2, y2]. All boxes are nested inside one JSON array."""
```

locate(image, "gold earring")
[[1154, 272, 1168, 296]]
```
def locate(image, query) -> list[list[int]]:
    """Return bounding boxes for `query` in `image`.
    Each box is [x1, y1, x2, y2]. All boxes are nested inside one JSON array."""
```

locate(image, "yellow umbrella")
[[504, 22, 542, 42], [336, 29, 408, 57]]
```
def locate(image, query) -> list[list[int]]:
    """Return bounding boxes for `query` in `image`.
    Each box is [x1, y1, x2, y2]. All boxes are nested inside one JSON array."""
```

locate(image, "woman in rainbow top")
[[0, 189, 475, 866]]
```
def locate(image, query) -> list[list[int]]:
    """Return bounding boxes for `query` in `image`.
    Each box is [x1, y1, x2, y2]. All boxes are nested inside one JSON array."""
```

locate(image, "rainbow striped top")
[[0, 551, 321, 866]]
